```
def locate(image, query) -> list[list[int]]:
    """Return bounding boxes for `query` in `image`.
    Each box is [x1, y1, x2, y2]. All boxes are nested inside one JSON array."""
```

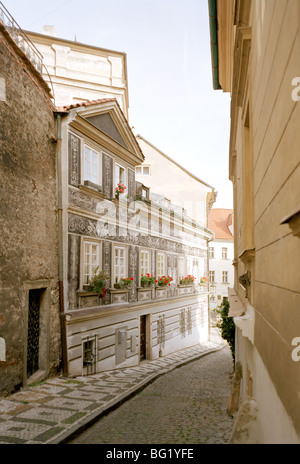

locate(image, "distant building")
[[26, 27, 129, 118], [208, 209, 234, 309], [135, 135, 217, 227]]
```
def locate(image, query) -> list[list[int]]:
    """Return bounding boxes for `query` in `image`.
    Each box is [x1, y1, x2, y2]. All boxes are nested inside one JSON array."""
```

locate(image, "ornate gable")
[[59, 98, 144, 165]]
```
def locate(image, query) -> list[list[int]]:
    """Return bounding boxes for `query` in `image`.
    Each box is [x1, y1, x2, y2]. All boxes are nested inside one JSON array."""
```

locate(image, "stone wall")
[[0, 25, 61, 394]]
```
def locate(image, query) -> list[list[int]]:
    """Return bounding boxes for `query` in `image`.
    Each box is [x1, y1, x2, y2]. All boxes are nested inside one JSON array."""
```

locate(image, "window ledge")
[[280, 206, 300, 237], [110, 288, 130, 293], [79, 183, 105, 199], [239, 248, 255, 264], [227, 287, 245, 317]]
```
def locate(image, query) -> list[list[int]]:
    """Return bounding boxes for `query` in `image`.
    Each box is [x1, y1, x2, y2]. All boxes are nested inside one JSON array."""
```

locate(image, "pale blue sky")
[[5, 0, 232, 208]]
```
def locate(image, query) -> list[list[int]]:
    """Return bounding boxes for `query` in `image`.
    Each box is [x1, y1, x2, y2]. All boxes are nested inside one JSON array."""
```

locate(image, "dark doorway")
[[27, 289, 42, 378], [140, 315, 146, 361]]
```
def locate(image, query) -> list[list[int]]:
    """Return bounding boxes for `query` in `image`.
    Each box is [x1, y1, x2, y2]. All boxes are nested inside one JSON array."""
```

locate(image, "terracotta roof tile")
[[56, 98, 117, 112], [208, 208, 234, 240]]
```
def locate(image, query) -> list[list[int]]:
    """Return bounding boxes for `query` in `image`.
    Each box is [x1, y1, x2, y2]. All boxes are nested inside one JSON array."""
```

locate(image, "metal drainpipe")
[[55, 112, 68, 375]]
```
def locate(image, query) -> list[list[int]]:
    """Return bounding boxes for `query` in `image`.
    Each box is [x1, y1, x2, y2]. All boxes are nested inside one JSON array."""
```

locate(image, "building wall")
[[58, 102, 213, 376], [249, 0, 300, 441], [27, 30, 129, 117], [135, 136, 214, 226], [209, 239, 234, 309], [220, 0, 300, 443], [0, 25, 61, 394], [67, 295, 209, 377]]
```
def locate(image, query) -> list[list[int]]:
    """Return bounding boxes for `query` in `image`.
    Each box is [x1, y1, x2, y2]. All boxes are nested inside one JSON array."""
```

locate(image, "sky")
[[5, 0, 232, 209]]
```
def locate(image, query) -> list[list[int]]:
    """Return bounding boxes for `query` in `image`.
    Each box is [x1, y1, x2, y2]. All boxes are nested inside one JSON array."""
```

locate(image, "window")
[[222, 247, 228, 259], [187, 257, 193, 276], [222, 271, 228, 284], [114, 246, 127, 283], [84, 145, 101, 185], [209, 271, 215, 283], [193, 259, 200, 281], [136, 165, 150, 176], [209, 247, 214, 258], [178, 256, 185, 280], [157, 253, 165, 277], [115, 163, 126, 188], [83, 241, 100, 285], [140, 250, 150, 276], [82, 335, 97, 375]]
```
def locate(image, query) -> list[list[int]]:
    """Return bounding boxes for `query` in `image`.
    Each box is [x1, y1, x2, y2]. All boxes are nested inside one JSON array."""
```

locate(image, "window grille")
[[82, 336, 97, 375]]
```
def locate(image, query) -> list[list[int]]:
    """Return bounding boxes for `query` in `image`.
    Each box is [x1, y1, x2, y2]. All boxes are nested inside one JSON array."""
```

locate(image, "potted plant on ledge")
[[115, 183, 126, 198], [157, 275, 173, 287], [180, 275, 196, 285], [114, 277, 134, 289], [89, 267, 110, 299], [200, 276, 209, 288], [140, 273, 155, 287]]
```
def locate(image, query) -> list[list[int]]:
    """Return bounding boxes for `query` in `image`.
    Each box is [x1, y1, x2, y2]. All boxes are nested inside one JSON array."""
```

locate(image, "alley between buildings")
[[69, 346, 234, 445]]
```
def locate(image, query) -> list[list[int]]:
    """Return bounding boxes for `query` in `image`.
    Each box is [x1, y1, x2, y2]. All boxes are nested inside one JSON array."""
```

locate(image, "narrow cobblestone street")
[[69, 346, 234, 445]]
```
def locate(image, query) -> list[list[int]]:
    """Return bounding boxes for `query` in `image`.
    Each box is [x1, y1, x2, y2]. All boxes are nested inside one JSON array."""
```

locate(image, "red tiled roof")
[[208, 208, 234, 240], [56, 98, 117, 112]]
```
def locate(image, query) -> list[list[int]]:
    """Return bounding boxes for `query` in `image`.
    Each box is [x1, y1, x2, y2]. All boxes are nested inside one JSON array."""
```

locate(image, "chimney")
[[43, 25, 57, 37]]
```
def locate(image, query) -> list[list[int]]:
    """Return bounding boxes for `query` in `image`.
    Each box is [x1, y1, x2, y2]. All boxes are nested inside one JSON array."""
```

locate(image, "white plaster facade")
[[135, 135, 217, 227], [208, 239, 234, 309], [27, 27, 129, 118], [208, 208, 234, 309]]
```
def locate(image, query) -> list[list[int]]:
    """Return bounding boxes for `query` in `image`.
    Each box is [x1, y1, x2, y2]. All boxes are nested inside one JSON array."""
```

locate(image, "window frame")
[[83, 143, 102, 187], [209, 270, 215, 283], [178, 256, 186, 281], [114, 162, 127, 197], [112, 244, 128, 284], [222, 247, 228, 259], [140, 249, 151, 277], [156, 252, 166, 278], [222, 271, 229, 284], [209, 247, 214, 259], [136, 165, 150, 176], [81, 238, 102, 288]]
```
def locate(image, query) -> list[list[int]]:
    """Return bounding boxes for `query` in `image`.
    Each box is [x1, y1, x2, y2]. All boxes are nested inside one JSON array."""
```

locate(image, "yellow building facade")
[[209, 0, 300, 443]]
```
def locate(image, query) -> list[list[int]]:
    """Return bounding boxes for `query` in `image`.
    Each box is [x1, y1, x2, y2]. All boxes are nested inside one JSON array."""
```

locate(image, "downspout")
[[55, 111, 68, 376], [208, 0, 221, 90]]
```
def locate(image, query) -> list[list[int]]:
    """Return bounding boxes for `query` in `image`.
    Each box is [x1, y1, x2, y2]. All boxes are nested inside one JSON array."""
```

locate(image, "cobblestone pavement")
[[0, 328, 229, 444], [69, 346, 234, 445]]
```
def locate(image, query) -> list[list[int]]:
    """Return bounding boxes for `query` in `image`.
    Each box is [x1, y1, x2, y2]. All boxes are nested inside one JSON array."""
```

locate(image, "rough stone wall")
[[0, 27, 60, 395]]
